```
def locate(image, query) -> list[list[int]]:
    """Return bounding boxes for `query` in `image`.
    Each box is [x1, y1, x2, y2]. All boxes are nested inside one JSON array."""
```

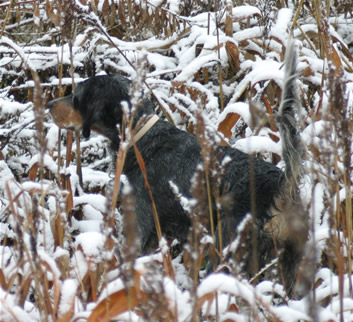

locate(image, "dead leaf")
[[0, 269, 7, 289], [226, 41, 240, 73], [88, 271, 147, 322], [28, 163, 39, 181], [46, 0, 60, 26], [218, 113, 240, 139]]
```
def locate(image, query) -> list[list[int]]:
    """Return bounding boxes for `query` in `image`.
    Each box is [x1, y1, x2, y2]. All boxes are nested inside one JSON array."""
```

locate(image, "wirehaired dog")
[[47, 42, 308, 294]]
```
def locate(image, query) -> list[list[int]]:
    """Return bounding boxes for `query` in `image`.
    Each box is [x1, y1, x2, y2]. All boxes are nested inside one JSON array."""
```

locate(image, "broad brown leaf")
[[88, 272, 147, 322], [218, 113, 240, 139]]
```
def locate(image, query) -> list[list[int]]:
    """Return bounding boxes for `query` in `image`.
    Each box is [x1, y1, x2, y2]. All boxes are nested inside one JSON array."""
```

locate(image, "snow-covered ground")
[[1, 1, 353, 320]]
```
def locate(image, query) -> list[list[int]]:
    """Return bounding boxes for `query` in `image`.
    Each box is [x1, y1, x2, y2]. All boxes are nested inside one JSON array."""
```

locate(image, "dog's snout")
[[47, 94, 83, 130]]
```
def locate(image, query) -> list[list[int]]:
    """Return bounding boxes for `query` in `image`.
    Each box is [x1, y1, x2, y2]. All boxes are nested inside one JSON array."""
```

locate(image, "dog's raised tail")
[[278, 40, 305, 196], [275, 40, 309, 295]]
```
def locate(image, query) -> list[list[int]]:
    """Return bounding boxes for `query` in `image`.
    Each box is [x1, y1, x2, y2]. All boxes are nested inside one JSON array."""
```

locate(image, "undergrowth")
[[0, 0, 353, 321]]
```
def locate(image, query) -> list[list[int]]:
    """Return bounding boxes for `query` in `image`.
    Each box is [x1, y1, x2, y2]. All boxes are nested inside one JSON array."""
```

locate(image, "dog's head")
[[47, 74, 132, 148]]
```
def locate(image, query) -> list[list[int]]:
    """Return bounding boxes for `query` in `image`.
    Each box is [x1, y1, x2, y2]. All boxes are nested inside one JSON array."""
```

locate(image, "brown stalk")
[[216, 202, 223, 262], [195, 112, 225, 267], [0, 0, 14, 37], [0, 269, 7, 289], [26, 251, 52, 321], [215, 13, 224, 111], [225, 1, 233, 37], [205, 172, 215, 238], [40, 259, 61, 316], [295, 22, 318, 55], [68, 25, 83, 187], [290, 0, 305, 30], [57, 128, 62, 185], [111, 143, 127, 213], [88, 266, 98, 302], [18, 274, 32, 307], [129, 130, 175, 280], [75, 130, 83, 187], [343, 171, 353, 295]]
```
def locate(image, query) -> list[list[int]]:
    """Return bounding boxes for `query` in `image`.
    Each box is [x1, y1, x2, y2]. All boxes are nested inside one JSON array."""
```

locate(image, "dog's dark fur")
[[47, 42, 308, 294]]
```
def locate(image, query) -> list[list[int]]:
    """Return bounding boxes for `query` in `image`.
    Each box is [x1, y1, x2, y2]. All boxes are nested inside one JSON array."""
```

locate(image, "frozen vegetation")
[[0, 0, 353, 320]]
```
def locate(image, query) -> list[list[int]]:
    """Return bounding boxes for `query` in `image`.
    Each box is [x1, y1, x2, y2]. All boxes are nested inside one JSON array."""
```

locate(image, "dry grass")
[[0, 0, 353, 321]]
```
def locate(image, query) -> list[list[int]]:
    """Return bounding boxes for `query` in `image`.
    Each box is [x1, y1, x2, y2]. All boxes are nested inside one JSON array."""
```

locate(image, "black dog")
[[47, 42, 308, 294]]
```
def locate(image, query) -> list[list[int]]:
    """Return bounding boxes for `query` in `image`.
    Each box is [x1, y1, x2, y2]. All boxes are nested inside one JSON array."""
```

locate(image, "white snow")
[[234, 136, 282, 155], [1, 1, 353, 321], [58, 279, 79, 317], [270, 8, 293, 43], [0, 288, 39, 321], [75, 231, 105, 257], [218, 102, 251, 125]]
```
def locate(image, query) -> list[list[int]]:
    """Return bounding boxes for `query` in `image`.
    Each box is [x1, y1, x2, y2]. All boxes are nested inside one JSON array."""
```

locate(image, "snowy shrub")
[[0, 0, 353, 320]]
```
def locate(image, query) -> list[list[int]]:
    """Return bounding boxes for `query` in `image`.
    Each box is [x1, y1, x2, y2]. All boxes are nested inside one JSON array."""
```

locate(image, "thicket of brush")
[[0, 0, 353, 321]]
